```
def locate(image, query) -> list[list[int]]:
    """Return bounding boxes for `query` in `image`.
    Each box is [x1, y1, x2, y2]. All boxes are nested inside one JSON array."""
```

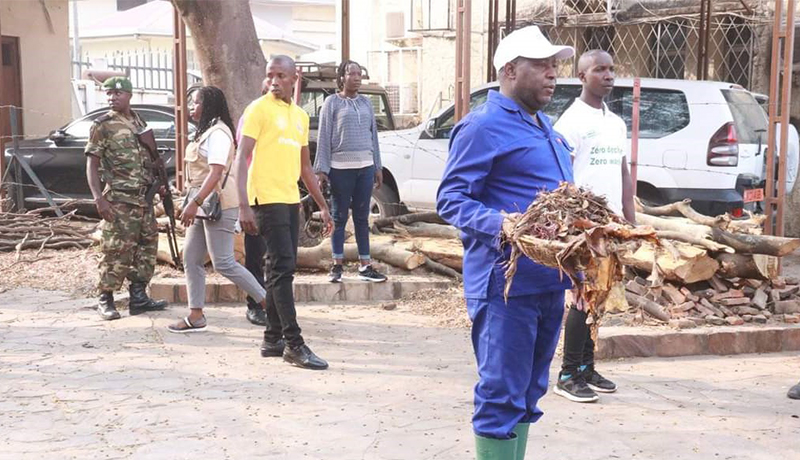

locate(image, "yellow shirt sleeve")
[[241, 101, 263, 141]]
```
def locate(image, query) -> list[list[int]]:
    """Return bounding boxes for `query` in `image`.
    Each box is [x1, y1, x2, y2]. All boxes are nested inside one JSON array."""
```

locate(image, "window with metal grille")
[[583, 26, 615, 54], [650, 21, 688, 80]]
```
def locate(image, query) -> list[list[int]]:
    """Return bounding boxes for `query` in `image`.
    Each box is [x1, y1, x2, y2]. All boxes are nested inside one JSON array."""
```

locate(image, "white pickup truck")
[[373, 78, 769, 218]]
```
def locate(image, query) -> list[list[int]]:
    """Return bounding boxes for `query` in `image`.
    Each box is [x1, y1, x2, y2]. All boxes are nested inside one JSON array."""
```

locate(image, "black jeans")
[[244, 233, 267, 311], [561, 306, 594, 375], [254, 203, 304, 348]]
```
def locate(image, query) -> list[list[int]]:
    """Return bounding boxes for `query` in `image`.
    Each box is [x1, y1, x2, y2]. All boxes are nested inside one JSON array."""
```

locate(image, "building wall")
[[2, 0, 72, 137], [291, 4, 336, 46]]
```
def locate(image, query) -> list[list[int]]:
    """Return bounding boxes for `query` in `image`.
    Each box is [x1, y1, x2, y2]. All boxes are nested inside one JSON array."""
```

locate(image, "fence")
[[515, 2, 770, 91], [72, 50, 201, 91]]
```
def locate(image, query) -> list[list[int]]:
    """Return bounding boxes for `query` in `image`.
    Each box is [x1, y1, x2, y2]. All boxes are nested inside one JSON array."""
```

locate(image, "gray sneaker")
[[553, 372, 599, 403], [329, 264, 343, 283], [358, 265, 387, 283]]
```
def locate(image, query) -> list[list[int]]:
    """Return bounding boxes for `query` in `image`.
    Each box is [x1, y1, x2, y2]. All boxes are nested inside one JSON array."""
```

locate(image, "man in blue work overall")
[[437, 26, 575, 459]]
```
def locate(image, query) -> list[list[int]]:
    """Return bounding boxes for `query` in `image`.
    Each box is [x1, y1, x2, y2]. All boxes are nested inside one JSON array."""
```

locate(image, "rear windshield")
[[721, 89, 768, 145]]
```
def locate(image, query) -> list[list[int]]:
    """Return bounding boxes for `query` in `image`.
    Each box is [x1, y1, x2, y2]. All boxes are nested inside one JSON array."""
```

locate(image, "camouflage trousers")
[[97, 202, 157, 292]]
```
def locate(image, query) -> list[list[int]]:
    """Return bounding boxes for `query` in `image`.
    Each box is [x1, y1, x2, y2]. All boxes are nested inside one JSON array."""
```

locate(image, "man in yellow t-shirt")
[[235, 55, 332, 371]]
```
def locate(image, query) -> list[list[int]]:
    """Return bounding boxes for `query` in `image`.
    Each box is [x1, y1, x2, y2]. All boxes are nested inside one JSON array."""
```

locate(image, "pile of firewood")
[[624, 272, 800, 327], [0, 209, 98, 256]]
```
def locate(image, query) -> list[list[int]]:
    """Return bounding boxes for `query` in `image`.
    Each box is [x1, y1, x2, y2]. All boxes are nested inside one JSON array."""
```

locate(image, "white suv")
[[376, 78, 768, 217]]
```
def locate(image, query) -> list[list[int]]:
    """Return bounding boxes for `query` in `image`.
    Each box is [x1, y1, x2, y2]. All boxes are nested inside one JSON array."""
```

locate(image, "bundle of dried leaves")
[[503, 183, 658, 333]]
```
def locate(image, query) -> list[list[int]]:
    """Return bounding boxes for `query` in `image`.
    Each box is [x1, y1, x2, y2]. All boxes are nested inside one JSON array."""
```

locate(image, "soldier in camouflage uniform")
[[85, 76, 168, 320]]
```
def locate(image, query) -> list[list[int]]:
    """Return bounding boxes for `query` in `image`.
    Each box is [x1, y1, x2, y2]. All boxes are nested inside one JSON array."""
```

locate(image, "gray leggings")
[[183, 207, 266, 309]]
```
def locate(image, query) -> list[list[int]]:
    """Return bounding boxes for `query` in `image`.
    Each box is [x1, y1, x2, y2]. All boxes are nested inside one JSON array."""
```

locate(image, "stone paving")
[[1, 288, 799, 460]]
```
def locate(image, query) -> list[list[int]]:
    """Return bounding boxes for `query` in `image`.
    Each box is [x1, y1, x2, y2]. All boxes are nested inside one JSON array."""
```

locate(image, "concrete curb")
[[597, 324, 800, 359], [149, 277, 455, 304]]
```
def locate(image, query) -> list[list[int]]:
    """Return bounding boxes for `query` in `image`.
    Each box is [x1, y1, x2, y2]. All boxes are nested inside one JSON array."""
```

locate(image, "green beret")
[[102, 76, 133, 93]]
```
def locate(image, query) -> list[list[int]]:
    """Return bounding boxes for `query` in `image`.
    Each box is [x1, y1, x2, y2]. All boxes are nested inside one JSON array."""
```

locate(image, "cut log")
[[395, 222, 460, 239], [619, 241, 719, 284], [372, 212, 447, 230], [708, 275, 729, 292], [635, 213, 711, 241], [625, 292, 670, 322], [710, 228, 800, 257], [394, 238, 463, 271], [423, 257, 462, 280], [637, 198, 764, 233], [296, 240, 425, 271], [715, 253, 779, 280], [752, 288, 768, 310], [655, 231, 733, 253], [661, 284, 686, 304], [774, 300, 800, 314]]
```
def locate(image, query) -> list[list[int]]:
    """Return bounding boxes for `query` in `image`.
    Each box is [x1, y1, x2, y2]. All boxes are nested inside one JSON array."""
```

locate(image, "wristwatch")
[[194, 196, 204, 206]]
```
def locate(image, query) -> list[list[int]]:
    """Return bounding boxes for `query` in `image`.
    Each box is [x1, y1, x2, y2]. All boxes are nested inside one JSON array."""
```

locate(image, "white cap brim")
[[494, 45, 575, 72]]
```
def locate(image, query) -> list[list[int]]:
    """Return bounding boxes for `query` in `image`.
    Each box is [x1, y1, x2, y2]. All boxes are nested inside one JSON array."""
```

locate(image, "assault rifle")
[[138, 128, 182, 270]]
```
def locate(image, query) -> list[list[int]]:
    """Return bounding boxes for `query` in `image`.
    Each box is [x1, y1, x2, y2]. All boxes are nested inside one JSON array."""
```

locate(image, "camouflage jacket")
[[84, 110, 154, 207]]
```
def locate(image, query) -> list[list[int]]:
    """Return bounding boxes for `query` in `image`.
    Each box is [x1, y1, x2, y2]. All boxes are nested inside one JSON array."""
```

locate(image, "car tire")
[[371, 184, 403, 219]]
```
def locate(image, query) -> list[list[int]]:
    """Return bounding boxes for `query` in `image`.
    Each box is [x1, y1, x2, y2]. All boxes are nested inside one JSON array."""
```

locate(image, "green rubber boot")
[[475, 434, 518, 460], [512, 423, 530, 460]]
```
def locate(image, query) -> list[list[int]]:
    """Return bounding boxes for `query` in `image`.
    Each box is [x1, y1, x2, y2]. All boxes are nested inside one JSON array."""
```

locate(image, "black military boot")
[[97, 291, 121, 321], [128, 283, 168, 315]]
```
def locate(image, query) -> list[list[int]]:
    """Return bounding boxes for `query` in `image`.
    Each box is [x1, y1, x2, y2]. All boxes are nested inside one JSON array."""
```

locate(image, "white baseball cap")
[[493, 26, 575, 72]]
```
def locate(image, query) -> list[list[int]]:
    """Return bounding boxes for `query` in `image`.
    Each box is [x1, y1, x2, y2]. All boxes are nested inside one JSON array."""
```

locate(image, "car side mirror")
[[49, 129, 67, 145], [422, 119, 436, 139]]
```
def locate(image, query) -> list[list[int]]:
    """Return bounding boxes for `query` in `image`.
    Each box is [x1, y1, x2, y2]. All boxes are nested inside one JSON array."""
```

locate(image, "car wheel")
[[370, 184, 403, 220]]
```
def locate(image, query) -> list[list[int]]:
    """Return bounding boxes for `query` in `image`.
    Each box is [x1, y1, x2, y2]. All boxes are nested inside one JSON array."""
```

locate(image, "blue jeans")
[[329, 165, 374, 261], [466, 273, 565, 439]]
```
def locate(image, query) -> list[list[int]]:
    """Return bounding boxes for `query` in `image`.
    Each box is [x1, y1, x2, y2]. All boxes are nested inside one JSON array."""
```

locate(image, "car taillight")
[[731, 207, 743, 218], [707, 122, 739, 166]]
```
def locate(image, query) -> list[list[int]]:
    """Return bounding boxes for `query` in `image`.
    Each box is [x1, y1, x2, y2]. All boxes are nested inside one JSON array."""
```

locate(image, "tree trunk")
[[710, 227, 800, 257], [171, 0, 265, 122]]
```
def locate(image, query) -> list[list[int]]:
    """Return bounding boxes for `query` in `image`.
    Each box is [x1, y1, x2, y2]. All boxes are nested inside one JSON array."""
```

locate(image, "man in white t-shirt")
[[553, 50, 635, 403]]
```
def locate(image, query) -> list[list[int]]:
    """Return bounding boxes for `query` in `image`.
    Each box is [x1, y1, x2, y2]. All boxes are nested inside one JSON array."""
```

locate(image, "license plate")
[[743, 188, 764, 203]]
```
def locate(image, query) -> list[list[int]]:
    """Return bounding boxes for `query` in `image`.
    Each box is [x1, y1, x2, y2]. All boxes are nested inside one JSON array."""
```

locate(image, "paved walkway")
[[0, 288, 798, 460]]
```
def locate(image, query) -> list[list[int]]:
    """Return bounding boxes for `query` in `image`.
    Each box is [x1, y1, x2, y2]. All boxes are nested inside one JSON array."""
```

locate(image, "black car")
[[3, 104, 190, 212]]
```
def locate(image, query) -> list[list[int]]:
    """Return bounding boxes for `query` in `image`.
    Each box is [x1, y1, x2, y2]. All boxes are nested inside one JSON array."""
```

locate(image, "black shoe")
[[246, 308, 267, 326], [789, 382, 800, 400], [329, 264, 343, 283], [260, 338, 286, 357], [582, 365, 617, 393], [97, 291, 120, 321], [283, 344, 328, 370], [358, 265, 387, 283], [553, 371, 599, 403], [128, 282, 168, 315]]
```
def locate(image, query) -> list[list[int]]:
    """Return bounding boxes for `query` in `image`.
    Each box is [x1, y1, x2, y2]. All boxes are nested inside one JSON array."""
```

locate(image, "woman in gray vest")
[[314, 60, 387, 283], [169, 86, 267, 332]]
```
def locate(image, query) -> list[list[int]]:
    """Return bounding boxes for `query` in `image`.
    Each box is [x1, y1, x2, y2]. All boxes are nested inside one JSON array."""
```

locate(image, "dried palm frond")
[[502, 183, 658, 337]]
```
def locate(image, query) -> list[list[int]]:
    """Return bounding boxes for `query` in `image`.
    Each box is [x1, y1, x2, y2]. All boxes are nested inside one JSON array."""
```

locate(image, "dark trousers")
[[254, 203, 304, 348], [560, 306, 594, 375], [329, 165, 375, 260], [466, 275, 565, 439], [244, 233, 267, 311]]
